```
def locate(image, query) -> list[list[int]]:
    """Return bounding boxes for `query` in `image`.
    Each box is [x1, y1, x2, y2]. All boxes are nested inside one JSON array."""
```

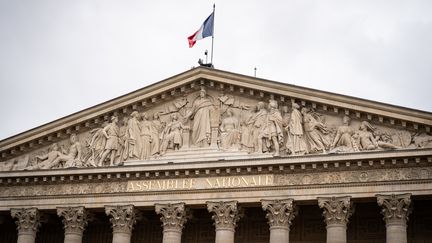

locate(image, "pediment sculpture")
[[2, 86, 432, 172]]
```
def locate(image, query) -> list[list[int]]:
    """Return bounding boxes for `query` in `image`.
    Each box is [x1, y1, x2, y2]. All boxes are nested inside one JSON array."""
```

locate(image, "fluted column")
[[207, 201, 241, 243], [57, 206, 88, 243], [155, 203, 189, 243], [105, 205, 137, 243], [376, 193, 412, 243], [10, 208, 41, 243], [318, 196, 353, 243], [261, 199, 297, 243]]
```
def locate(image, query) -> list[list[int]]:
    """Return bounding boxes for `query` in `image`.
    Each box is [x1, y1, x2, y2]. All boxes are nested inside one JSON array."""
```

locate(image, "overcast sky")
[[1, 0, 431, 140]]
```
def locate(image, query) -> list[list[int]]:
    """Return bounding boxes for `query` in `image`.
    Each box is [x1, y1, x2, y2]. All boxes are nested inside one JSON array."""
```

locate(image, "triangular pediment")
[[1, 67, 432, 171]]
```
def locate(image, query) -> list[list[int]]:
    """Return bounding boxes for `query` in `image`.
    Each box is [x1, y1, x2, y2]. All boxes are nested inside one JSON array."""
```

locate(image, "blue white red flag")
[[187, 12, 214, 48]]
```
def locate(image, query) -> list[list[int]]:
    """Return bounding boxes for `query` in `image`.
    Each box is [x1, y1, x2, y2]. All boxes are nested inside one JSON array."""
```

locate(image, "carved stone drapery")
[[57, 206, 88, 235], [105, 205, 137, 234], [10, 208, 41, 236], [318, 196, 353, 226], [377, 193, 412, 226], [207, 201, 241, 231], [261, 199, 297, 229], [155, 203, 188, 232]]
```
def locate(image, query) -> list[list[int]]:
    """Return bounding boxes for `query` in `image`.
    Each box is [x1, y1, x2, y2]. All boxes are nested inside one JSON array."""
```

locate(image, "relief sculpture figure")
[[330, 116, 357, 153], [355, 121, 399, 151], [116, 117, 129, 164], [249, 101, 268, 153], [99, 116, 120, 166], [219, 109, 241, 150], [25, 143, 62, 170], [50, 134, 82, 168], [140, 113, 152, 160], [125, 111, 142, 160], [286, 103, 307, 155], [150, 113, 164, 157], [301, 107, 330, 153], [160, 114, 188, 154], [185, 87, 214, 147], [265, 100, 284, 156]]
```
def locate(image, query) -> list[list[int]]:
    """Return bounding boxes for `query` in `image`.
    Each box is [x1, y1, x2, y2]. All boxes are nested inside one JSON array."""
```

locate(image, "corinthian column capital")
[[10, 208, 41, 236], [318, 196, 353, 226], [105, 205, 137, 234], [261, 199, 297, 229], [376, 193, 412, 226], [155, 203, 189, 233], [207, 201, 241, 231], [57, 206, 88, 235]]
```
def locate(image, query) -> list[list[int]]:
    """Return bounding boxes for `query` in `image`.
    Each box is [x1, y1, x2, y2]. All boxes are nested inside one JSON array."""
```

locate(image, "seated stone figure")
[[219, 109, 241, 150], [25, 143, 63, 170], [330, 116, 357, 153], [160, 114, 188, 154]]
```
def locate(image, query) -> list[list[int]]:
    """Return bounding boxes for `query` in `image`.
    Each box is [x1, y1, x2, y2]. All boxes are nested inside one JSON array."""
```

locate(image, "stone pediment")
[[1, 67, 432, 171]]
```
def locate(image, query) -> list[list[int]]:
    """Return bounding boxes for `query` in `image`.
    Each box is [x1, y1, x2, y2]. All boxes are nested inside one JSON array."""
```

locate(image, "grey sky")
[[1, 0, 431, 140]]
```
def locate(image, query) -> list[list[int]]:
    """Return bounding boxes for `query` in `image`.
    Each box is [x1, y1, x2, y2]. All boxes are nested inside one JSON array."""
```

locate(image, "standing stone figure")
[[330, 116, 357, 152], [286, 103, 307, 155], [160, 114, 188, 154], [150, 113, 164, 157], [249, 101, 268, 153], [51, 134, 82, 168], [219, 109, 241, 150], [140, 112, 152, 160], [266, 100, 284, 156], [99, 116, 120, 166], [185, 87, 214, 147], [125, 111, 142, 160], [116, 117, 129, 163], [301, 107, 330, 153]]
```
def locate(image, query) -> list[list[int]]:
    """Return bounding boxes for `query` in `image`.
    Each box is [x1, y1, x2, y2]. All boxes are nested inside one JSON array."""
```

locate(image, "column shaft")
[[64, 233, 83, 243], [318, 196, 353, 243], [105, 205, 137, 243], [261, 199, 296, 243], [215, 229, 234, 243], [155, 203, 188, 243], [207, 201, 241, 243], [269, 227, 289, 243], [377, 193, 412, 243], [11, 208, 40, 243]]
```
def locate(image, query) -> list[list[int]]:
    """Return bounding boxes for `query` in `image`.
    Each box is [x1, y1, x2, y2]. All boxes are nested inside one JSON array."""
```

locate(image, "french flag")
[[187, 12, 214, 48]]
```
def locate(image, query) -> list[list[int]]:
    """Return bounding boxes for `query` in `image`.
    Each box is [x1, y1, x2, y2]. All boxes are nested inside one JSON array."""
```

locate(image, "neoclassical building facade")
[[0, 67, 431, 243]]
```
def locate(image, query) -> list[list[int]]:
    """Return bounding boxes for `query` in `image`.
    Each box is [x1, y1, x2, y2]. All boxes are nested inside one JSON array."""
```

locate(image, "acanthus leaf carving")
[[57, 206, 88, 235], [318, 196, 354, 226], [105, 205, 137, 234], [10, 207, 41, 235], [207, 201, 242, 230], [155, 202, 190, 232], [261, 199, 297, 229], [376, 193, 412, 225]]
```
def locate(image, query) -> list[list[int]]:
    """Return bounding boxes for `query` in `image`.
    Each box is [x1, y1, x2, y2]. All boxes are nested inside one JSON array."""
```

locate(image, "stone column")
[[207, 201, 241, 243], [318, 196, 353, 243], [105, 205, 137, 243], [155, 203, 189, 243], [57, 206, 88, 243], [376, 193, 412, 243], [261, 199, 297, 243], [10, 208, 41, 243]]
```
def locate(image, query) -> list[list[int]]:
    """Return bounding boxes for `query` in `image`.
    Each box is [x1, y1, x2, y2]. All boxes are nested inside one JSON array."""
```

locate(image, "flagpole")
[[210, 4, 215, 66]]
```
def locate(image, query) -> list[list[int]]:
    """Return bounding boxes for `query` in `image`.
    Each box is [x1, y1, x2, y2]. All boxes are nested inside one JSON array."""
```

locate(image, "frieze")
[[2, 85, 432, 172], [0, 167, 431, 198]]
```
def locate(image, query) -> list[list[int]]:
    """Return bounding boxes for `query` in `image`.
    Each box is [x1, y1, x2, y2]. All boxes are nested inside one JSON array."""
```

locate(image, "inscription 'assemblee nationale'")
[[127, 175, 274, 192]]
